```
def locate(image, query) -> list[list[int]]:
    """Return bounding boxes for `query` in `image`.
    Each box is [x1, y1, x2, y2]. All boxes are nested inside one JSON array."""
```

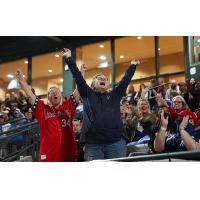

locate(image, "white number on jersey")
[[61, 119, 70, 127]]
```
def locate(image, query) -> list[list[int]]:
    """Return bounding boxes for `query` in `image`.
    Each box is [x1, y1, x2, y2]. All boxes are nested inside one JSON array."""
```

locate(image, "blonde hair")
[[90, 73, 108, 90], [137, 98, 151, 113]]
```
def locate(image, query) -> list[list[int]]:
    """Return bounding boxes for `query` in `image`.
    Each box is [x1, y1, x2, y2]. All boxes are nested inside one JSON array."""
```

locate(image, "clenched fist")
[[15, 69, 24, 82], [61, 48, 72, 58], [131, 60, 140, 65]]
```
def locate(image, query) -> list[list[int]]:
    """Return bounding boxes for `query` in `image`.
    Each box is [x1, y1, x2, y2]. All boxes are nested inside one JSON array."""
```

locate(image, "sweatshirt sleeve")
[[114, 64, 137, 97], [65, 57, 90, 98]]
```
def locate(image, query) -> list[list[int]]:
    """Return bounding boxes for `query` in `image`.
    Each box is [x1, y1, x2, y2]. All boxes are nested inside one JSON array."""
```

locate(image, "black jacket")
[[65, 57, 136, 144]]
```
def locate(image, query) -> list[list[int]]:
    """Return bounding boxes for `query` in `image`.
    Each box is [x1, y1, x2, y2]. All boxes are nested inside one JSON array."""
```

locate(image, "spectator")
[[62, 48, 140, 160], [189, 81, 200, 111], [154, 109, 199, 153], [16, 90, 29, 114], [0, 112, 4, 132], [73, 119, 84, 161], [178, 82, 194, 110], [5, 92, 18, 109], [156, 81, 166, 99], [24, 108, 35, 123], [129, 99, 153, 144], [126, 100, 157, 155], [74, 100, 83, 121], [148, 79, 158, 109], [126, 84, 137, 106], [0, 111, 12, 132], [134, 84, 148, 101], [165, 81, 179, 100], [120, 102, 137, 143]]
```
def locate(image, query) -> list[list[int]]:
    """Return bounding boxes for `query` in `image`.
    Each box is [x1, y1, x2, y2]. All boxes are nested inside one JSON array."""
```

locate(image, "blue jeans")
[[84, 138, 127, 161]]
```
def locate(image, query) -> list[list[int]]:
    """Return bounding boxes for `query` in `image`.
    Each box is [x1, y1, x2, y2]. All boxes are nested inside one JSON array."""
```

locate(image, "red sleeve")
[[62, 94, 78, 121], [167, 107, 177, 120], [32, 98, 45, 122]]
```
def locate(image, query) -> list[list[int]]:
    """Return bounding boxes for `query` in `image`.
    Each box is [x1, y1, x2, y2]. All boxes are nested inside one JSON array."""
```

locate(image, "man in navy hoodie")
[[62, 48, 140, 160]]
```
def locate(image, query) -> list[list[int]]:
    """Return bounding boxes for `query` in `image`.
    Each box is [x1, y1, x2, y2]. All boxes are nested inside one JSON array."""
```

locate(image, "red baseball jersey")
[[33, 95, 77, 162]]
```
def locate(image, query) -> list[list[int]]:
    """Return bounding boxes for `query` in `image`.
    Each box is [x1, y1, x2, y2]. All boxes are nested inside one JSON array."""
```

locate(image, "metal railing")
[[108, 151, 200, 162], [0, 119, 39, 162]]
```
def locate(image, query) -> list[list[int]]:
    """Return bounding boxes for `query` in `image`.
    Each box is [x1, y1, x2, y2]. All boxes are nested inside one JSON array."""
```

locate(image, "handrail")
[[1, 117, 26, 125], [0, 120, 39, 162], [0, 121, 38, 136], [1, 144, 35, 162], [108, 151, 200, 162]]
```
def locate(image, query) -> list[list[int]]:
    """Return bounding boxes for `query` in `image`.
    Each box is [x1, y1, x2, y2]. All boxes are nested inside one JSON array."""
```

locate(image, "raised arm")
[[62, 48, 90, 98], [72, 63, 87, 103], [154, 110, 168, 152], [115, 60, 140, 97], [15, 69, 36, 105]]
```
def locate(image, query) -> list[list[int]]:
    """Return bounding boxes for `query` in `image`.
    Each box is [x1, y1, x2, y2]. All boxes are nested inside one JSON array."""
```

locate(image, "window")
[[32, 51, 62, 96], [76, 40, 111, 87], [115, 36, 155, 82], [189, 36, 200, 65], [0, 59, 28, 101], [159, 36, 184, 74]]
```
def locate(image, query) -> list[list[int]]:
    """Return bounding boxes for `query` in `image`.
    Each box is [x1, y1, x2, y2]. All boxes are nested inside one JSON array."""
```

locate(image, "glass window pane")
[[0, 59, 28, 101], [32, 51, 62, 96], [159, 36, 184, 74], [76, 40, 111, 87], [189, 36, 200, 65], [115, 36, 155, 82]]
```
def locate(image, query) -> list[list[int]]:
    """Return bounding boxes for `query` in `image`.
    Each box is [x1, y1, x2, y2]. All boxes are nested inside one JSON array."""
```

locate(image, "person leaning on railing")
[[15, 67, 86, 162]]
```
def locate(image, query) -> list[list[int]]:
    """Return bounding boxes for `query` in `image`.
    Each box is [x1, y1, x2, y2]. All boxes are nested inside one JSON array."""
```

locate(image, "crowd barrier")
[[0, 119, 39, 162], [108, 151, 200, 162]]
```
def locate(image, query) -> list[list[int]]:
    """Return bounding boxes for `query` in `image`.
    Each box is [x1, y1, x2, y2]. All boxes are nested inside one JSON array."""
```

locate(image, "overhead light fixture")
[[99, 62, 108, 68], [137, 36, 142, 40], [48, 69, 53, 73], [99, 55, 106, 61], [60, 78, 63, 82], [99, 44, 104, 48], [120, 55, 124, 59], [158, 48, 161, 51], [24, 61, 28, 64], [7, 74, 14, 79], [197, 39, 200, 43], [55, 54, 60, 58], [23, 75, 25, 78], [7, 79, 21, 90]]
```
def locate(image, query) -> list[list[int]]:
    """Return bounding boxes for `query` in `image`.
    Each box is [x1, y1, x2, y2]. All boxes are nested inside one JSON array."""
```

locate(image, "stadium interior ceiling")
[[0, 36, 114, 63]]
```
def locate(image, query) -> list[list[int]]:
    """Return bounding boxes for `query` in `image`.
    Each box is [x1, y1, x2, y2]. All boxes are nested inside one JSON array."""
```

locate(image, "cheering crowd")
[[1, 48, 200, 161]]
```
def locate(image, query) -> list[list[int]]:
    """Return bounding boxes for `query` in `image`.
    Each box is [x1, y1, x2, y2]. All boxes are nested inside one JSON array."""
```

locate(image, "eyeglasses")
[[96, 76, 107, 81], [173, 101, 182, 104]]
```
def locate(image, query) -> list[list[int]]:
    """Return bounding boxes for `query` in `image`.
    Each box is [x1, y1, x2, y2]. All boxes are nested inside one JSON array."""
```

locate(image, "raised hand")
[[156, 94, 168, 107], [80, 64, 87, 72], [15, 69, 24, 82], [131, 60, 140, 65], [179, 116, 189, 130], [160, 110, 168, 129], [61, 48, 72, 58]]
